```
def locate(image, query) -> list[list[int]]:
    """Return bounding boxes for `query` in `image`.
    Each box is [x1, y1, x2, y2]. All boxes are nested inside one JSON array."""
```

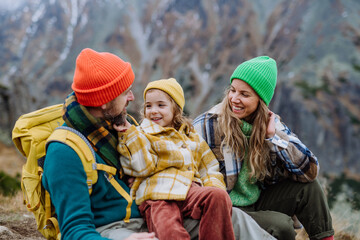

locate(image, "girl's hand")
[[113, 120, 131, 132], [127, 177, 135, 188], [266, 111, 276, 139]]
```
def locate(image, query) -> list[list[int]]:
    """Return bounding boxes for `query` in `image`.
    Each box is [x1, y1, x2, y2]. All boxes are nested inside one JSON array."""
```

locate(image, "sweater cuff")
[[266, 133, 288, 151]]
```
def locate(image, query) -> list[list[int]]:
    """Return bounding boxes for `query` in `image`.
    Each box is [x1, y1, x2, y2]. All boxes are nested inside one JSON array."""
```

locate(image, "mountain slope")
[[0, 0, 359, 175]]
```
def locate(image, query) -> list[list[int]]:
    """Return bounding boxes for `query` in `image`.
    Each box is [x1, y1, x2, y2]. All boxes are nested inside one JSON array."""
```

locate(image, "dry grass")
[[0, 143, 45, 239], [0, 193, 44, 239], [331, 196, 360, 240], [294, 216, 360, 240], [0, 143, 26, 216], [0, 192, 26, 214], [0, 142, 25, 177]]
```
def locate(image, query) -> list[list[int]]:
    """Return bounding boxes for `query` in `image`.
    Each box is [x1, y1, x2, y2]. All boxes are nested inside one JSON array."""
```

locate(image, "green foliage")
[[294, 80, 332, 99], [326, 173, 360, 210], [352, 62, 360, 72], [0, 129, 12, 145], [0, 171, 21, 196], [294, 81, 315, 99], [348, 112, 360, 125]]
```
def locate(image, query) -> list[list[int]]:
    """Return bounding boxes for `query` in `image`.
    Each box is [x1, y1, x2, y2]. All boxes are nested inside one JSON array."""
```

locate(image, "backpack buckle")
[[92, 163, 97, 170], [104, 172, 114, 182], [87, 179, 93, 190]]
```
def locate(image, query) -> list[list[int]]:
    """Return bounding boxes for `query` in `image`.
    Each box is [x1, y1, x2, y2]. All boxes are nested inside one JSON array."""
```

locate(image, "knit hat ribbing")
[[72, 48, 135, 107], [143, 78, 185, 110], [230, 56, 277, 105]]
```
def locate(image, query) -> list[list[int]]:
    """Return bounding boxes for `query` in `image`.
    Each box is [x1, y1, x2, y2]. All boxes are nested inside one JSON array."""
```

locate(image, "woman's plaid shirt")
[[192, 104, 319, 191]]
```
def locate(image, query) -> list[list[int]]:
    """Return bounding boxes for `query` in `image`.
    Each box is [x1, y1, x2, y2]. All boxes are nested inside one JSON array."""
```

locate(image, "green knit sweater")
[[229, 121, 261, 207]]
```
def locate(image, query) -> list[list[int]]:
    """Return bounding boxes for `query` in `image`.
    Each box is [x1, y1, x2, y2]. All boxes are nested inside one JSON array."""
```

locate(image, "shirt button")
[[181, 143, 187, 148], [187, 166, 191, 171]]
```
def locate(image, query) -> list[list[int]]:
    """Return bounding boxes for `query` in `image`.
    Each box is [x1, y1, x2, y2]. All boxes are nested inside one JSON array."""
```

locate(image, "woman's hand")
[[266, 111, 276, 139], [125, 232, 156, 240]]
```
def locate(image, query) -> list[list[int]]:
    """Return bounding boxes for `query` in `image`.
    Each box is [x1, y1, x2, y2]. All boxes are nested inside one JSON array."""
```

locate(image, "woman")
[[193, 56, 334, 240]]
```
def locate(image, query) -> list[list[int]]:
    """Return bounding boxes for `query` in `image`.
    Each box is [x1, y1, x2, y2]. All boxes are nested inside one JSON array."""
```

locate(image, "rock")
[[0, 225, 16, 239]]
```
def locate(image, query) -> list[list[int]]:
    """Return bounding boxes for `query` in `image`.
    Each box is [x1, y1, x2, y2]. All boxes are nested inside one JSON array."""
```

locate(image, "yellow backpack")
[[12, 104, 133, 240]]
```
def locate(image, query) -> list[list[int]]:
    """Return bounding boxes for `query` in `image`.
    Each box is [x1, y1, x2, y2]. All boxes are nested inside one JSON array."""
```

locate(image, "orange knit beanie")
[[72, 48, 135, 107]]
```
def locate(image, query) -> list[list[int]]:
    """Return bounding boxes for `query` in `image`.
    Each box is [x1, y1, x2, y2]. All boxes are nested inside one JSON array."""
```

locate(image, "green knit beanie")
[[230, 56, 277, 105]]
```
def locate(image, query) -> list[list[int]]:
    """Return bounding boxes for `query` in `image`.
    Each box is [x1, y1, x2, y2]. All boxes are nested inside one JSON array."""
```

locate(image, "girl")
[[114, 78, 235, 240], [193, 56, 335, 240]]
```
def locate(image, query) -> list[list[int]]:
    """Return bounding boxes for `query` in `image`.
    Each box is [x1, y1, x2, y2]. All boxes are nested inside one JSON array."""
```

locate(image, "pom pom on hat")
[[143, 78, 185, 110], [230, 56, 277, 105], [72, 48, 135, 107]]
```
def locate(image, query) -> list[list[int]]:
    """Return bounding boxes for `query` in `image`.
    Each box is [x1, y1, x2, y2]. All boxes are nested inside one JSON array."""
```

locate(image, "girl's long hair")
[[142, 90, 193, 133], [217, 87, 271, 181]]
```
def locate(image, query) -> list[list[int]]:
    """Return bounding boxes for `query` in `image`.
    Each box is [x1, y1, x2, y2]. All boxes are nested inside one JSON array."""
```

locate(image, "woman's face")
[[228, 79, 260, 120]]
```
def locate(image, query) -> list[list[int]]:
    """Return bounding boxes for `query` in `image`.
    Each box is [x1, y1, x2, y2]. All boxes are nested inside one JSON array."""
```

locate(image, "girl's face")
[[145, 89, 174, 127], [228, 79, 260, 120]]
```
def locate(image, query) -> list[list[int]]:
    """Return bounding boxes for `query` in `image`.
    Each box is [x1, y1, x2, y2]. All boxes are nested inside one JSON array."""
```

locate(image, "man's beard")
[[103, 108, 127, 126]]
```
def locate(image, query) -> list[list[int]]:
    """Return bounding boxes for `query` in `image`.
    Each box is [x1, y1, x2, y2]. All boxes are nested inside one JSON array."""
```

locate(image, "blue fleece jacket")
[[42, 141, 141, 240]]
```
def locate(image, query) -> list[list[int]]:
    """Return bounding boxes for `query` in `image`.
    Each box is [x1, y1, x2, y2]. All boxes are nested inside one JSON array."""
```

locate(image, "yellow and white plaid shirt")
[[117, 118, 226, 205]]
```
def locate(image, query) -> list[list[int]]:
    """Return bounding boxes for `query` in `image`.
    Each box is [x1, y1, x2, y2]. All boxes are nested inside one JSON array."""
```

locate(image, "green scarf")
[[229, 120, 261, 207], [62, 92, 120, 170]]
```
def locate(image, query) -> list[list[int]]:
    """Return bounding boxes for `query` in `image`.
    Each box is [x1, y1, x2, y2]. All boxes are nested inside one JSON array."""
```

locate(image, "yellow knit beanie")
[[143, 78, 185, 110]]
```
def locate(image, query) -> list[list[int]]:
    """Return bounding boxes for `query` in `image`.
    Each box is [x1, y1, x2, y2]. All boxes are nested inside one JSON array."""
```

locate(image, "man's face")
[[102, 86, 134, 125]]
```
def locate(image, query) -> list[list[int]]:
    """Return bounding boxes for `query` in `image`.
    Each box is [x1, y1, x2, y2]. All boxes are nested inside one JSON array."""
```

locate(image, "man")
[[42, 48, 160, 240], [42, 48, 275, 240]]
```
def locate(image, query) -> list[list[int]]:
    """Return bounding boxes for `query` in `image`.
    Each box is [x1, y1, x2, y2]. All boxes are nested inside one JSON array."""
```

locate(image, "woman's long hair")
[[141, 90, 193, 133], [217, 87, 271, 181]]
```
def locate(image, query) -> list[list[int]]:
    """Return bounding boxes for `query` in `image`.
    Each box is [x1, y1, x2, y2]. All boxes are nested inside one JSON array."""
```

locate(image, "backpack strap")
[[99, 168, 133, 223], [47, 126, 98, 193], [127, 114, 139, 126], [46, 126, 133, 222]]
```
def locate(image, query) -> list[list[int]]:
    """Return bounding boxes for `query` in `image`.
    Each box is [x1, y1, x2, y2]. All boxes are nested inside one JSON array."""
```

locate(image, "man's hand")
[[125, 232, 156, 240], [113, 120, 131, 132]]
